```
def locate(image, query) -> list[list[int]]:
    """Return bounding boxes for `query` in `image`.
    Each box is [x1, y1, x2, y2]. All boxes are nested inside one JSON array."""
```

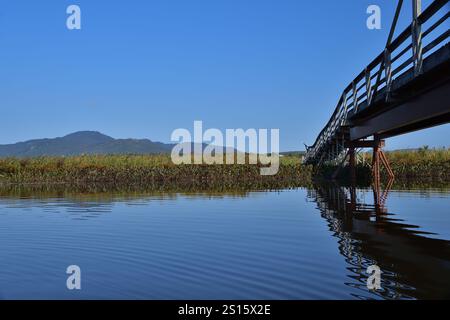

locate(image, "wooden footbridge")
[[304, 0, 450, 182]]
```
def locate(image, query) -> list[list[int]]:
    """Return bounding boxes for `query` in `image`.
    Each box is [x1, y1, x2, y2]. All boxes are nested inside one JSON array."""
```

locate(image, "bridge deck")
[[304, 0, 449, 165]]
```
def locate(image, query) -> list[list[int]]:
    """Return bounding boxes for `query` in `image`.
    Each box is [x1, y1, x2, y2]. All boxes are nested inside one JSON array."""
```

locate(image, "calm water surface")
[[0, 185, 449, 299]]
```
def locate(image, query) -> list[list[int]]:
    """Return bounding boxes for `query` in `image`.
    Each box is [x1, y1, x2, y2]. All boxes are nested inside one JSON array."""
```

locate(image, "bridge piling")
[[330, 139, 395, 185], [370, 138, 395, 189], [349, 147, 356, 183], [372, 140, 381, 190]]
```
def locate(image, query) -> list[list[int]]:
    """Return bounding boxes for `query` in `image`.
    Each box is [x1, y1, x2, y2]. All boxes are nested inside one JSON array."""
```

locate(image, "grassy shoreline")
[[323, 148, 450, 183], [0, 155, 312, 190], [0, 149, 448, 190]]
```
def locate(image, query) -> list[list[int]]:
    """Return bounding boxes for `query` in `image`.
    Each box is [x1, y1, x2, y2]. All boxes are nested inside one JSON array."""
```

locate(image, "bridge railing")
[[304, 0, 449, 164]]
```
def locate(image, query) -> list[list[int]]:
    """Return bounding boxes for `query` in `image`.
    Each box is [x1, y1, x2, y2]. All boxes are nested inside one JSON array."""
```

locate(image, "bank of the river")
[[0, 155, 312, 190], [0, 149, 448, 189]]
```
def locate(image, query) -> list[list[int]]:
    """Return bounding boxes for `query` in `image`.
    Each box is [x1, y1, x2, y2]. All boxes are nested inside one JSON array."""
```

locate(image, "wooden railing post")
[[341, 92, 348, 125], [384, 48, 392, 101], [352, 81, 358, 112], [365, 68, 372, 105], [412, 0, 423, 76]]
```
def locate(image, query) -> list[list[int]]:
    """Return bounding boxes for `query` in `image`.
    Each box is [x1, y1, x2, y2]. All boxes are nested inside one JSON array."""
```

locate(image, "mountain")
[[0, 131, 174, 157], [280, 151, 306, 156]]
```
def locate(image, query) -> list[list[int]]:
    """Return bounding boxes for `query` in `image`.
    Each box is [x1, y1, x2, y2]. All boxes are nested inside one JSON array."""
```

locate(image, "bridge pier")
[[349, 147, 356, 183], [372, 138, 395, 187], [372, 140, 382, 190], [341, 138, 395, 185]]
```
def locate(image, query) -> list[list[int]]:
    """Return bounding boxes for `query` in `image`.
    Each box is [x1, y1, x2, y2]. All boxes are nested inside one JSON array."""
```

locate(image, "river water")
[[0, 185, 449, 299]]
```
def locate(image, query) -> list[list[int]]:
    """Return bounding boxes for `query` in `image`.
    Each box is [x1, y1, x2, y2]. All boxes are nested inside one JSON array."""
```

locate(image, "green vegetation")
[[0, 149, 448, 191], [357, 147, 449, 179], [0, 155, 311, 190], [385, 148, 450, 179], [321, 148, 450, 184]]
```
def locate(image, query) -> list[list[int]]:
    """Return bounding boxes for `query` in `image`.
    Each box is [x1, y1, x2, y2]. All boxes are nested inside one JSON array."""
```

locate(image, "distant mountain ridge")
[[0, 131, 174, 157]]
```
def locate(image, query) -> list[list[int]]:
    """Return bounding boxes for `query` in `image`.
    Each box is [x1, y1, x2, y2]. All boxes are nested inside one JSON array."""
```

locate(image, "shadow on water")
[[307, 182, 450, 300]]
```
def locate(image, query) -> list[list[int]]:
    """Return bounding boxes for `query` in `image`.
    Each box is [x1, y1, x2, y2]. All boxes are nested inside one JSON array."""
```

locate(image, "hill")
[[0, 131, 174, 157]]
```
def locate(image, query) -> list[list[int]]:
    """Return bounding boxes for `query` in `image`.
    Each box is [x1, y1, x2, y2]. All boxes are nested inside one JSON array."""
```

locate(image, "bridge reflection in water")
[[307, 183, 450, 300]]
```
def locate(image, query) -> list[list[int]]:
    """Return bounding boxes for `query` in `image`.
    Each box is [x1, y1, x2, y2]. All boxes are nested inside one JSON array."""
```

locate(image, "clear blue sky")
[[0, 0, 448, 151]]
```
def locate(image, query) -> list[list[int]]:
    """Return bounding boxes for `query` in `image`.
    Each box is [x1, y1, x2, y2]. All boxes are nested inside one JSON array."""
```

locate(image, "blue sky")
[[0, 0, 448, 151]]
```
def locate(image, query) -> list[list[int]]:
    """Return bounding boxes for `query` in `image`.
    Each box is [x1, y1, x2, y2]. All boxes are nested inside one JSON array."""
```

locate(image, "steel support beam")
[[349, 81, 450, 140], [345, 140, 385, 149]]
